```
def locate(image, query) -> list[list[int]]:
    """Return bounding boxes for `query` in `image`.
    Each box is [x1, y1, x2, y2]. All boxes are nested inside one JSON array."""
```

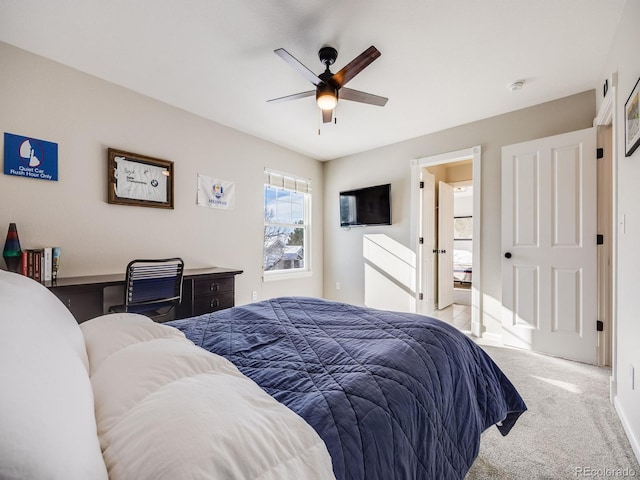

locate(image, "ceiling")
[[0, 1, 626, 161]]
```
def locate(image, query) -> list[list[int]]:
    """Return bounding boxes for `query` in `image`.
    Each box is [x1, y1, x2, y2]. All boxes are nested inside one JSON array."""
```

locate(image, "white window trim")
[[263, 270, 313, 282], [263, 169, 312, 280]]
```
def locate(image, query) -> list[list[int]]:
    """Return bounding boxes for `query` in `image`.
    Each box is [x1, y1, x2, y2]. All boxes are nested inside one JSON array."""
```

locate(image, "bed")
[[168, 296, 526, 480], [454, 249, 473, 284]]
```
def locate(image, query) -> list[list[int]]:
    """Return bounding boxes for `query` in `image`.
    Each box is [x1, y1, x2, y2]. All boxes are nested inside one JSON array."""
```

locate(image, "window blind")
[[264, 169, 312, 194]]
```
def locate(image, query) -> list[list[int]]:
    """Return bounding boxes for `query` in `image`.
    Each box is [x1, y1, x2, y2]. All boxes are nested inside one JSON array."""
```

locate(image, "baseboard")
[[610, 377, 617, 404], [473, 332, 504, 348], [613, 396, 640, 465], [480, 332, 502, 344], [471, 320, 481, 338]]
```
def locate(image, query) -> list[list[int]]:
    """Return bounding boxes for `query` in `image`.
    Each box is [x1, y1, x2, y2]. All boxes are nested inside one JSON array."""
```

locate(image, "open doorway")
[[411, 146, 482, 337], [452, 182, 473, 305], [425, 163, 472, 330]]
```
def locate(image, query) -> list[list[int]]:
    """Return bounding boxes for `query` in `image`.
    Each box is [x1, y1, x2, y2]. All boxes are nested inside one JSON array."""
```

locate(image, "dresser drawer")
[[193, 275, 234, 296], [193, 291, 235, 315]]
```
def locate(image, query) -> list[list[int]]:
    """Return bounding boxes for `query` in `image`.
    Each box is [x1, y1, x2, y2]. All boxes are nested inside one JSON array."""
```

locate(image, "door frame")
[[410, 145, 482, 336], [594, 81, 618, 384]]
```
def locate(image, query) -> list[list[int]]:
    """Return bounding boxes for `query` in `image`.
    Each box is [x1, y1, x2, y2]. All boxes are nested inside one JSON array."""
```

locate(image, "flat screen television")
[[339, 183, 391, 227]]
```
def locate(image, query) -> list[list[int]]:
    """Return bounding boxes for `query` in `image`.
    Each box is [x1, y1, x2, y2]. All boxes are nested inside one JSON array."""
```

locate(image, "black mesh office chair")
[[109, 258, 184, 322]]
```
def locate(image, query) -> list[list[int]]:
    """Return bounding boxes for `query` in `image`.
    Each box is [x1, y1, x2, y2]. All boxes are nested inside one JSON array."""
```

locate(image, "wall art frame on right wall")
[[624, 76, 640, 157]]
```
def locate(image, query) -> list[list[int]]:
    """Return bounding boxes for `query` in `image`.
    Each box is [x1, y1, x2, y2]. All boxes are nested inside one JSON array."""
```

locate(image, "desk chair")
[[109, 258, 184, 322]]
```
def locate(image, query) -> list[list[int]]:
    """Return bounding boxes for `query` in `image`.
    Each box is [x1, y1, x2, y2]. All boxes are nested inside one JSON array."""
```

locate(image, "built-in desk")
[[45, 267, 243, 323]]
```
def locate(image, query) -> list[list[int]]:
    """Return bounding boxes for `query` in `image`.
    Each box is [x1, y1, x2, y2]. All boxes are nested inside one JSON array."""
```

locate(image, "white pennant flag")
[[197, 174, 235, 210]]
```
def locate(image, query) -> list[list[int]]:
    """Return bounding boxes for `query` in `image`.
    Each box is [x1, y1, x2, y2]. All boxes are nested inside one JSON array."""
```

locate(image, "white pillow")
[[0, 270, 108, 480]]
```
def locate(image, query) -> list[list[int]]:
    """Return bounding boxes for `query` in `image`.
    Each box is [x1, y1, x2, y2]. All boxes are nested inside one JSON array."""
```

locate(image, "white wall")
[[454, 194, 473, 254], [323, 90, 595, 336], [598, 0, 640, 461], [454, 194, 473, 218], [0, 42, 324, 305]]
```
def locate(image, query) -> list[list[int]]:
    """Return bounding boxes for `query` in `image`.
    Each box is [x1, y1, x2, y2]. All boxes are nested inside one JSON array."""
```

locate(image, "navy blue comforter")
[[168, 296, 526, 480]]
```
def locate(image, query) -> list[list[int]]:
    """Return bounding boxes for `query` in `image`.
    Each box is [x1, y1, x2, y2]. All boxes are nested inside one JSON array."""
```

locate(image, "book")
[[52, 247, 61, 280], [27, 250, 34, 279], [43, 247, 52, 282], [33, 249, 43, 283], [21, 251, 28, 276]]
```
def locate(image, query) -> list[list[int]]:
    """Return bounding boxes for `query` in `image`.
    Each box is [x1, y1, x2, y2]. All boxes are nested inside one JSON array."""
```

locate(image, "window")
[[263, 170, 311, 276]]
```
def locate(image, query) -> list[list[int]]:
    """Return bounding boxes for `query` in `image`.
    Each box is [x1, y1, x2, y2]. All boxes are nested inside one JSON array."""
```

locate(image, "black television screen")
[[339, 183, 391, 227]]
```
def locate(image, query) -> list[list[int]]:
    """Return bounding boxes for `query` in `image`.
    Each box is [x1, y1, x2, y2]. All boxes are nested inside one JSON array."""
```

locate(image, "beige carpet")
[[466, 342, 639, 479]]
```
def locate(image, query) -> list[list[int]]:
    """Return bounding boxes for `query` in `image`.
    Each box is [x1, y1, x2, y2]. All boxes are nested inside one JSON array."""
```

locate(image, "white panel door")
[[501, 127, 597, 364], [438, 181, 454, 309], [420, 170, 437, 314]]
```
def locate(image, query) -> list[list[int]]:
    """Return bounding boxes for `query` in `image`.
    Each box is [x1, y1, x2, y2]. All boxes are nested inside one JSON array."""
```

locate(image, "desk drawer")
[[193, 276, 234, 296], [193, 291, 234, 315]]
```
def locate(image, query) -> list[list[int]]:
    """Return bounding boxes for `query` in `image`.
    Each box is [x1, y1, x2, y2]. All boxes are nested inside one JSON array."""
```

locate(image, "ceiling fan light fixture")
[[316, 84, 338, 110], [269, 45, 386, 123]]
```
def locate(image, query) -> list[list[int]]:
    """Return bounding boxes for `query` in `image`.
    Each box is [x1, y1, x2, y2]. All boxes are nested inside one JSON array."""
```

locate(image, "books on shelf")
[[20, 247, 60, 283]]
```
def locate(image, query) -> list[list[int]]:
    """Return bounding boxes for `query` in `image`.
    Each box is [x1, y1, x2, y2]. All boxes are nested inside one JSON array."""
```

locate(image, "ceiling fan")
[[267, 45, 388, 124]]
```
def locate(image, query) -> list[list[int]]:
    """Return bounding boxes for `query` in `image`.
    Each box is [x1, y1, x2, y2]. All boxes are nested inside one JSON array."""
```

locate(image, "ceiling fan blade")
[[322, 109, 333, 124], [330, 46, 381, 88], [340, 88, 388, 106], [274, 48, 322, 86], [267, 91, 315, 103]]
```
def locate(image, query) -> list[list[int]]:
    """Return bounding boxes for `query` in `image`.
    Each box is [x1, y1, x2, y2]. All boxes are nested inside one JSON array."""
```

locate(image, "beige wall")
[[323, 90, 595, 337], [445, 162, 472, 184], [0, 42, 324, 305], [598, 0, 640, 461]]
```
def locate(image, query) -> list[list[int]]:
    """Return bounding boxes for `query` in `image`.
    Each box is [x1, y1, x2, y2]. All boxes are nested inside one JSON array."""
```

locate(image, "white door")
[[438, 181, 454, 309], [419, 169, 437, 314], [501, 127, 597, 364]]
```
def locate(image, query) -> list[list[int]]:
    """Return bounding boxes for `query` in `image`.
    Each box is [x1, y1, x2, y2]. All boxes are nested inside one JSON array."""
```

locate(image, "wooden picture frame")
[[107, 148, 174, 209], [624, 77, 640, 157]]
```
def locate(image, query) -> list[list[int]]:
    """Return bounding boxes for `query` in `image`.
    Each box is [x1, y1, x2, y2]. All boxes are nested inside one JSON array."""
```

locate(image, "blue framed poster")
[[3, 132, 58, 181]]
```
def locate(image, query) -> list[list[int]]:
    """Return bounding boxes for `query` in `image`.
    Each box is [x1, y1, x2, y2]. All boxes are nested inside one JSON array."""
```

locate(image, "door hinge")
[[419, 181, 424, 189], [597, 320, 604, 332], [418, 293, 424, 300], [597, 148, 604, 159], [419, 237, 424, 244], [597, 234, 604, 245]]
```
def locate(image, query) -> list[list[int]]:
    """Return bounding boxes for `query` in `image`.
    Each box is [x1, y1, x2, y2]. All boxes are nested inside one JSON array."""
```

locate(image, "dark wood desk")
[[45, 267, 243, 323]]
